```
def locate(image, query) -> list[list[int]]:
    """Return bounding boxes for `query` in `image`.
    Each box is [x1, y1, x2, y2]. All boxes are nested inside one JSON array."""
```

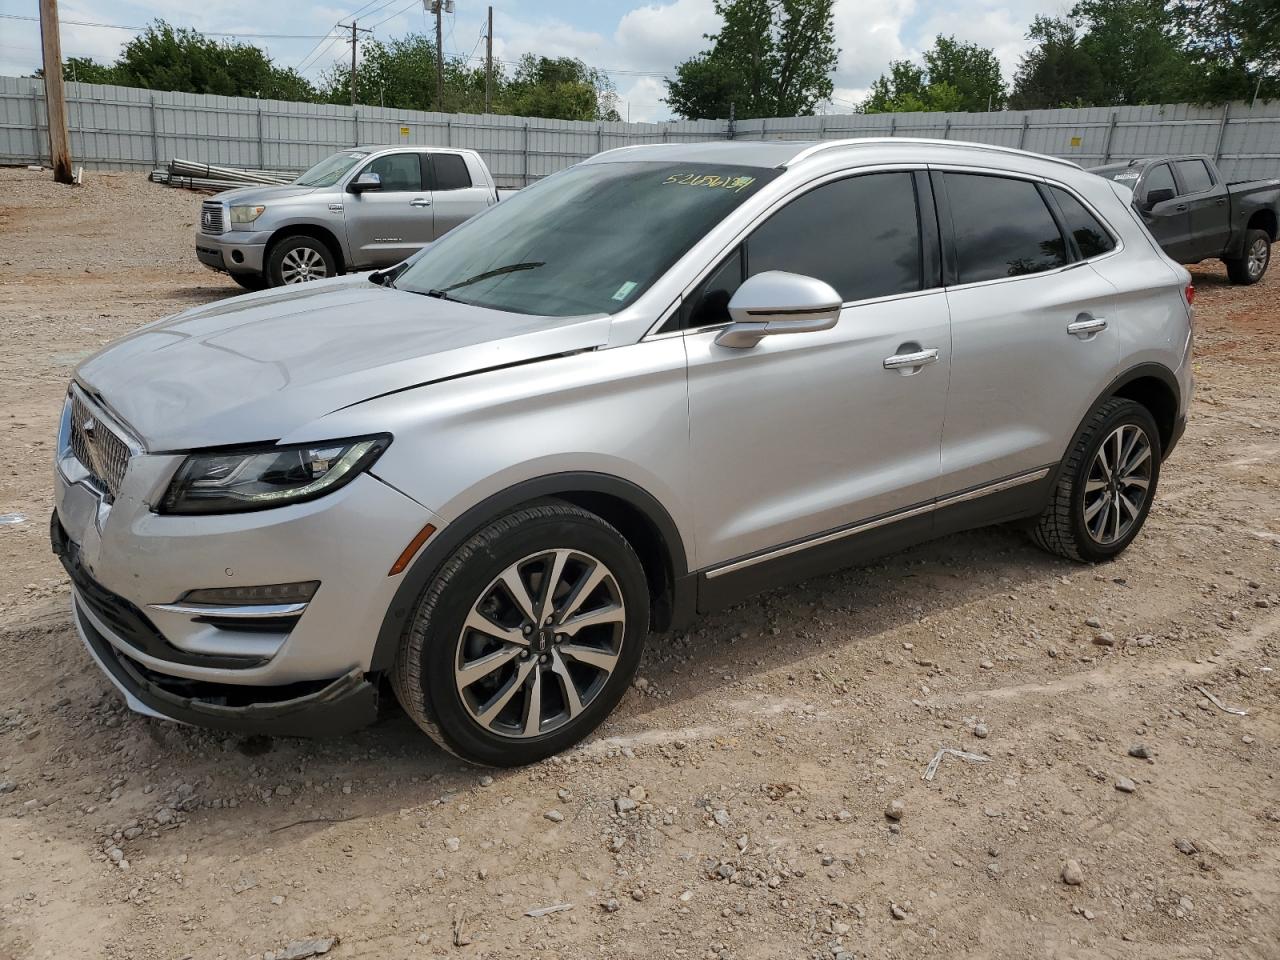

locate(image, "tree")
[[1172, 0, 1280, 101], [664, 0, 838, 119], [504, 56, 620, 121], [1071, 0, 1195, 105], [863, 36, 1004, 113], [1009, 16, 1105, 109]]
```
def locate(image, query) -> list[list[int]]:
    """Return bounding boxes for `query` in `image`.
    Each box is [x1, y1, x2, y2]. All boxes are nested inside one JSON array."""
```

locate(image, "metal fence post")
[[256, 105, 265, 170], [819, 114, 827, 140], [353, 108, 359, 147], [760, 118, 767, 141], [522, 122, 529, 187], [446, 119, 452, 146], [30, 87, 43, 164], [1102, 111, 1118, 164], [1213, 102, 1231, 163], [149, 94, 159, 167], [942, 117, 951, 139], [597, 122, 602, 154], [1017, 114, 1029, 150], [889, 116, 897, 138]]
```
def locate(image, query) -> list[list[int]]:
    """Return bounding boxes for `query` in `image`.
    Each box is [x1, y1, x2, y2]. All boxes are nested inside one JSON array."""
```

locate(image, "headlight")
[[160, 435, 390, 515], [230, 204, 266, 226]]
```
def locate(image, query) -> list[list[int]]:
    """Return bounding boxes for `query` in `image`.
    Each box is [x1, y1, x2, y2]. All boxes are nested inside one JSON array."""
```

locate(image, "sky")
[[0, 0, 1073, 121]]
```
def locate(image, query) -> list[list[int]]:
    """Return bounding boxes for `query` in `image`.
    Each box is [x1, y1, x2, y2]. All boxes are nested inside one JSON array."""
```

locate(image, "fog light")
[[179, 581, 319, 606]]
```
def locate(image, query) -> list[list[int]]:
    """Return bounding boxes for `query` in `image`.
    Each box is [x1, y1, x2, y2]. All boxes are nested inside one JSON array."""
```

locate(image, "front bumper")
[[195, 229, 267, 276]]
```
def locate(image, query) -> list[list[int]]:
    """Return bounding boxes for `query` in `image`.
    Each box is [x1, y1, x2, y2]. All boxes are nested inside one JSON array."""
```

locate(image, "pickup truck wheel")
[[1226, 229, 1271, 285], [230, 272, 267, 292], [392, 502, 650, 766], [1030, 398, 1161, 564], [267, 235, 335, 286]]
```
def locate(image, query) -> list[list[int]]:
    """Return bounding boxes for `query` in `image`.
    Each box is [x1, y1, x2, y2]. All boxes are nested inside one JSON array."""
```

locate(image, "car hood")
[[212, 184, 319, 204], [75, 276, 611, 451]]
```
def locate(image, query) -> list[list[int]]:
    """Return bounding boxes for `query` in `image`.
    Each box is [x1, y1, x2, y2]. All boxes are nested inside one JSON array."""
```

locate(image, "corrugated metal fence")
[[3, 76, 1279, 185]]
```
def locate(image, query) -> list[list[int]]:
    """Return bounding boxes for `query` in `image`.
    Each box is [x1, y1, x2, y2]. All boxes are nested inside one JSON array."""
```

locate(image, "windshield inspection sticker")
[[612, 280, 639, 302], [1113, 170, 1140, 181], [663, 173, 757, 192]]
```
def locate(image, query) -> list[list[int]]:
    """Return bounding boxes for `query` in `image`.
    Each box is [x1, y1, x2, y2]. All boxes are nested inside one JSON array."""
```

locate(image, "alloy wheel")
[[280, 246, 328, 283], [454, 549, 626, 739], [1248, 237, 1269, 280], [1082, 423, 1153, 545]]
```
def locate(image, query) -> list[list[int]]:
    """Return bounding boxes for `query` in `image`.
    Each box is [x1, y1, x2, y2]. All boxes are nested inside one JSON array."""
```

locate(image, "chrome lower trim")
[[149, 601, 309, 619], [703, 466, 1052, 580]]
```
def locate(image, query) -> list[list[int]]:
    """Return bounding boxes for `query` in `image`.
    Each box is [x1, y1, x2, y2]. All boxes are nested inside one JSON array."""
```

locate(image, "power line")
[[0, 12, 335, 39]]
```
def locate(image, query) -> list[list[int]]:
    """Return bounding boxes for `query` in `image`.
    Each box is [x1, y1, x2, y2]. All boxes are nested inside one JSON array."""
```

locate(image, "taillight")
[[1185, 283, 1195, 306]]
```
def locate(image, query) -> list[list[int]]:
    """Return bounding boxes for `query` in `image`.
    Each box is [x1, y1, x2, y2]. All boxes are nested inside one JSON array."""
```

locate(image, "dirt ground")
[[0, 168, 1277, 960]]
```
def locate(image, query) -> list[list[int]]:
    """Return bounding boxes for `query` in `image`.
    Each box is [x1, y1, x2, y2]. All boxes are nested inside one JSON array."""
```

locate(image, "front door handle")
[[410, 197, 432, 207], [883, 348, 939, 371], [1174, 203, 1189, 212], [1067, 315, 1108, 338]]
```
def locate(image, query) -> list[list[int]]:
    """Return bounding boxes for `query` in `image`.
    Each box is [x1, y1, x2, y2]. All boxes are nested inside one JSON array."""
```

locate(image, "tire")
[[1030, 397, 1162, 563], [392, 502, 650, 766], [230, 272, 267, 292], [1225, 229, 1271, 285], [266, 234, 336, 287]]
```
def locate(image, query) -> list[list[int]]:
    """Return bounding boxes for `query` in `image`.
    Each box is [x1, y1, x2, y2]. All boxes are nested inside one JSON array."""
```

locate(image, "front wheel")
[[1030, 398, 1162, 563], [1225, 229, 1271, 285], [392, 502, 650, 766], [266, 235, 336, 287]]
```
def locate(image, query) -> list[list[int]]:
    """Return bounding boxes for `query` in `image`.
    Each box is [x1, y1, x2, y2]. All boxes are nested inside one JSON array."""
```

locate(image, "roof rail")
[[782, 137, 1082, 171]]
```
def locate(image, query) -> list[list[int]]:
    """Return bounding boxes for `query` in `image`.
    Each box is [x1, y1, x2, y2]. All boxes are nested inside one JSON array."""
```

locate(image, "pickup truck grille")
[[200, 201, 225, 234], [69, 392, 131, 501]]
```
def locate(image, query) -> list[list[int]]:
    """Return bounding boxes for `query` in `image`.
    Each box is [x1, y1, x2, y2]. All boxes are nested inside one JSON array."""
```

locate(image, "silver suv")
[[195, 146, 498, 289], [55, 138, 1193, 765]]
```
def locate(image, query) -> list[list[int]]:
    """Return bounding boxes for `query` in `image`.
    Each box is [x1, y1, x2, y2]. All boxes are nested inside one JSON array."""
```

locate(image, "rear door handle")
[[883, 348, 940, 370], [1174, 203, 1189, 212], [410, 198, 432, 207], [1067, 315, 1108, 338]]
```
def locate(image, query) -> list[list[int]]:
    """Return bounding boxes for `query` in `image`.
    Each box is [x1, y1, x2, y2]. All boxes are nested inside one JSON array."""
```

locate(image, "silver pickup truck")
[[195, 145, 499, 289]]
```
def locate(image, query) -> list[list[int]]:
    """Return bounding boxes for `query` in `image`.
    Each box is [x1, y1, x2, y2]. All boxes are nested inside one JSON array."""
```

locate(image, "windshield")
[[295, 151, 369, 187], [1092, 164, 1142, 191], [394, 161, 778, 316]]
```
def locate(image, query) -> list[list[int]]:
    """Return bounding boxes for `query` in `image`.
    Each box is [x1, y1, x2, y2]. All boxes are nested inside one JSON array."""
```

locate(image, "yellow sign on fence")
[[1070, 136, 1082, 147], [400, 126, 410, 137]]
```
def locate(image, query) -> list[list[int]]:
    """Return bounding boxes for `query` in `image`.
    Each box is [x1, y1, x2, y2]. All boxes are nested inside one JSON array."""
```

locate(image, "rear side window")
[[431, 153, 473, 191], [366, 153, 422, 191], [1050, 187, 1116, 259], [1143, 163, 1176, 198], [746, 172, 922, 302], [945, 174, 1067, 283], [1175, 159, 1213, 193]]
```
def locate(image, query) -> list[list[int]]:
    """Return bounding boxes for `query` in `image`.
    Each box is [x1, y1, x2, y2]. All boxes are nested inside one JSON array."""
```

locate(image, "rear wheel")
[[1225, 229, 1271, 285], [392, 502, 650, 766], [266, 235, 336, 287], [1031, 398, 1161, 563]]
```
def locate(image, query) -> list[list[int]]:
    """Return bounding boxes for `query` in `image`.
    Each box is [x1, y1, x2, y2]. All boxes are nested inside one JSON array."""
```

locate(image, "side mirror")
[[715, 271, 842, 349], [1142, 186, 1175, 210], [349, 171, 382, 193]]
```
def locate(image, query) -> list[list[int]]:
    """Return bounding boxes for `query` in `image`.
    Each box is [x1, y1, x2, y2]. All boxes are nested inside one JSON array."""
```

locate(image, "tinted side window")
[[366, 153, 422, 191], [682, 248, 744, 329], [1050, 187, 1116, 259], [432, 153, 472, 191], [1143, 163, 1176, 198], [1175, 159, 1213, 193], [746, 172, 922, 302], [946, 174, 1067, 283]]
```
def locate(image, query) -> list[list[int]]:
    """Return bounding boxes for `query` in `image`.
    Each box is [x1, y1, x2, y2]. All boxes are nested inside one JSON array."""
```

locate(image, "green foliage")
[[1172, 0, 1280, 102], [1071, 0, 1195, 105], [863, 36, 1005, 113], [503, 55, 620, 121], [664, 0, 838, 119], [1008, 16, 1105, 109]]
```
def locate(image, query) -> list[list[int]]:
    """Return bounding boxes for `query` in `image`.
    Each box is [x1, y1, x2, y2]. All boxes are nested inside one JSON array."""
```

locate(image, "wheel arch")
[[370, 472, 692, 673], [1247, 207, 1277, 242], [1105, 363, 1180, 457], [266, 223, 347, 274]]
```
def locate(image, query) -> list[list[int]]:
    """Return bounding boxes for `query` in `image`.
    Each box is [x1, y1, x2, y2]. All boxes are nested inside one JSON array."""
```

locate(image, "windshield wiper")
[[438, 261, 544, 292]]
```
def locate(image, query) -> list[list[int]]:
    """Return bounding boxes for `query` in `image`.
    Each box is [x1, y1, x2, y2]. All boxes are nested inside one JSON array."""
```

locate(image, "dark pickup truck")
[[1091, 155, 1279, 284]]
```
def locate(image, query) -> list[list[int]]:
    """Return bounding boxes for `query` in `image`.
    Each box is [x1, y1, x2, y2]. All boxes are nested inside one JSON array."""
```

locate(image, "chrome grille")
[[200, 201, 225, 234], [69, 392, 131, 500]]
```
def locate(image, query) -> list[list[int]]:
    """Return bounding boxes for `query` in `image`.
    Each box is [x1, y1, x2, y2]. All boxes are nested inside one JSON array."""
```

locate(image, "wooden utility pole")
[[484, 5, 493, 113], [433, 0, 445, 112], [339, 21, 371, 106], [37, 0, 73, 183]]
